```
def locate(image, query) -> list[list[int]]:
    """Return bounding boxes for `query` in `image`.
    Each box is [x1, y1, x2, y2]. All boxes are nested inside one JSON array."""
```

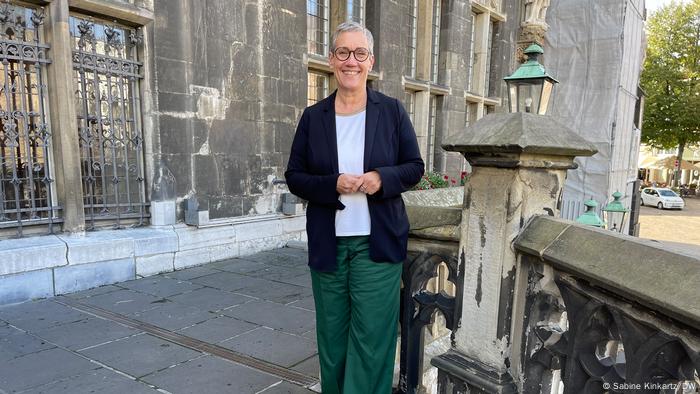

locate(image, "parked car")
[[640, 187, 685, 210]]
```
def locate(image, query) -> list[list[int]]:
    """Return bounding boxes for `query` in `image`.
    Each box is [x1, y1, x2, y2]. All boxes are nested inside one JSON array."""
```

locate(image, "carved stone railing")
[[397, 189, 463, 394], [512, 216, 700, 393]]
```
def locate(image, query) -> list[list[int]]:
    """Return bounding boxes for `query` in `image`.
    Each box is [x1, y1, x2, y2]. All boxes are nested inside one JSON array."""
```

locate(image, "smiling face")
[[329, 30, 374, 94]]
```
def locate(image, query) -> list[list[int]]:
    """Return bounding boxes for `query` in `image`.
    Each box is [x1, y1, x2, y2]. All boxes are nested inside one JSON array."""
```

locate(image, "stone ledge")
[[514, 216, 700, 328], [58, 231, 135, 265], [0, 235, 67, 276]]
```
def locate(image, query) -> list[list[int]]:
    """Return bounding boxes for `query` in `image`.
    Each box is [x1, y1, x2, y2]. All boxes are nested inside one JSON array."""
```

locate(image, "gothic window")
[[307, 0, 329, 56], [430, 0, 441, 83], [307, 71, 329, 106], [406, 0, 418, 78], [347, 0, 365, 24]]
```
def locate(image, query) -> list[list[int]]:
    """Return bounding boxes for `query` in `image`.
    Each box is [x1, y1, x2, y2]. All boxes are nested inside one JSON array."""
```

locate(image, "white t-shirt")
[[335, 110, 371, 236]]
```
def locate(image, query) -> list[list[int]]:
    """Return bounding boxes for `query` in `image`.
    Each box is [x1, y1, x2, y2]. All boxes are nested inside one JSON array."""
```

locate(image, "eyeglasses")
[[332, 47, 371, 62]]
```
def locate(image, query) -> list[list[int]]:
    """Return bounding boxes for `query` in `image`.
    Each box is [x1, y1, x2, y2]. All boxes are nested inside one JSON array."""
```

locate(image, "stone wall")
[[152, 0, 306, 220]]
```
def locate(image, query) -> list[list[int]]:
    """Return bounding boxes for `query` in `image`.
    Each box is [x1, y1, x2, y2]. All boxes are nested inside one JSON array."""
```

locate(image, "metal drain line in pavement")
[[55, 296, 319, 388]]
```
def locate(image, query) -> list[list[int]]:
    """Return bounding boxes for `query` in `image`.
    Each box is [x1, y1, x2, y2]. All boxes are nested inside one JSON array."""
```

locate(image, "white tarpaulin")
[[544, 0, 646, 219]]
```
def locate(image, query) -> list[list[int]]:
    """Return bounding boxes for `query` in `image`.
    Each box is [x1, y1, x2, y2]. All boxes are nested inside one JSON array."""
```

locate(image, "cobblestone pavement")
[[638, 196, 700, 246], [0, 247, 318, 394]]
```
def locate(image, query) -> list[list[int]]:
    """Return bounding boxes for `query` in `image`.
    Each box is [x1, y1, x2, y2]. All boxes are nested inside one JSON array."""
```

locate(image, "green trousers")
[[310, 236, 402, 394]]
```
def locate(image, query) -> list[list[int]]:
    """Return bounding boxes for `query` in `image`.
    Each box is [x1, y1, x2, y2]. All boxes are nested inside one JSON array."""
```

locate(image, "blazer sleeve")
[[371, 99, 425, 199], [285, 109, 344, 209]]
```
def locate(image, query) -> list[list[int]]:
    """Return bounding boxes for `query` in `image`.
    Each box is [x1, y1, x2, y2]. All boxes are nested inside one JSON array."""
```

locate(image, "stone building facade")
[[0, 0, 645, 304]]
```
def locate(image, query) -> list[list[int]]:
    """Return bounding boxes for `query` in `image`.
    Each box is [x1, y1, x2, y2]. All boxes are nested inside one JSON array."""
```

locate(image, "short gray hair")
[[330, 21, 374, 55]]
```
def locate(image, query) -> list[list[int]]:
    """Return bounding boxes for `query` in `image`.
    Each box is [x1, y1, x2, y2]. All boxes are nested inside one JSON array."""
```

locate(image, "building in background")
[[0, 0, 646, 303]]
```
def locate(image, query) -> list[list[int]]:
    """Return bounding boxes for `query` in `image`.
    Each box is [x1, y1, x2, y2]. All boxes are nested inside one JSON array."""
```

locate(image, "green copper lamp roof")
[[504, 44, 559, 82]]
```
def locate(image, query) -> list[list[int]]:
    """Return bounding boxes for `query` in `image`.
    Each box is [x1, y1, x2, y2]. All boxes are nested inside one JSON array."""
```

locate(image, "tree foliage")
[[640, 0, 700, 152]]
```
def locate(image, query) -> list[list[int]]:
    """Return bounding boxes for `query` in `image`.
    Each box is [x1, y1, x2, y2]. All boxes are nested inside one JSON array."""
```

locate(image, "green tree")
[[640, 0, 700, 185]]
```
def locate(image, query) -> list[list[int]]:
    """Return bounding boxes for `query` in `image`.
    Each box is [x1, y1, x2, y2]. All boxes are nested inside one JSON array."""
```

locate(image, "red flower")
[[443, 175, 449, 180], [451, 179, 456, 184]]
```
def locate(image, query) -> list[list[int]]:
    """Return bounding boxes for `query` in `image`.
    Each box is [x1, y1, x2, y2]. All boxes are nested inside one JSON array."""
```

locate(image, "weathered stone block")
[[235, 220, 283, 242], [127, 228, 178, 257], [0, 235, 67, 276], [54, 258, 136, 295], [0, 269, 54, 305], [174, 248, 212, 270], [174, 225, 236, 251], [150, 200, 177, 226], [239, 236, 290, 257], [136, 253, 175, 277], [210, 242, 239, 262], [282, 216, 306, 233], [59, 231, 134, 265]]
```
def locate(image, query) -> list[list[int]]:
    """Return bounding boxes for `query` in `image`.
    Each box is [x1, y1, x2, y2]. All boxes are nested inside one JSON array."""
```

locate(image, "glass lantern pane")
[[517, 82, 542, 113], [539, 80, 554, 115], [508, 84, 518, 113]]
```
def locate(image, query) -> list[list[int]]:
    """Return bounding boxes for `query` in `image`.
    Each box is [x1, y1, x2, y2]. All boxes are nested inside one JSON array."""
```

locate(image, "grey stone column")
[[45, 0, 85, 233], [433, 112, 597, 392]]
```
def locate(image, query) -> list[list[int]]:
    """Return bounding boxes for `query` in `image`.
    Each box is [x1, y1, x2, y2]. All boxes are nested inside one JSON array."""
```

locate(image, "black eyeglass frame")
[[331, 46, 372, 62]]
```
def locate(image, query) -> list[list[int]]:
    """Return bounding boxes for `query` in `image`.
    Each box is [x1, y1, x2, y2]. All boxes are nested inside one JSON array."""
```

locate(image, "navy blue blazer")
[[285, 88, 424, 272]]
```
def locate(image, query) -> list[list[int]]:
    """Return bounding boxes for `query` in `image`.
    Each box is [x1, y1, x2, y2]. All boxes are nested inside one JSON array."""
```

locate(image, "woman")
[[285, 21, 424, 393]]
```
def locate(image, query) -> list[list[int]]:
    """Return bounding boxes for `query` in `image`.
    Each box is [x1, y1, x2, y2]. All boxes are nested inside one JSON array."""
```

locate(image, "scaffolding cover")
[[544, 0, 646, 219]]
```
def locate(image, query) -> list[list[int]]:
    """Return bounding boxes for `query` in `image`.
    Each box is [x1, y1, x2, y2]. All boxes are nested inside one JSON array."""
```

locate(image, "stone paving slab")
[[0, 325, 55, 362], [219, 327, 317, 368], [168, 287, 255, 312], [223, 299, 315, 335], [260, 381, 317, 393], [0, 247, 319, 394], [20, 368, 159, 394], [188, 271, 253, 292], [290, 355, 320, 378], [177, 316, 259, 343], [0, 300, 88, 331], [141, 355, 281, 394], [116, 276, 203, 298], [163, 265, 223, 281], [0, 347, 99, 392], [236, 279, 312, 304], [79, 333, 201, 378], [80, 289, 166, 315], [31, 317, 137, 351], [288, 296, 315, 311], [63, 284, 122, 299]]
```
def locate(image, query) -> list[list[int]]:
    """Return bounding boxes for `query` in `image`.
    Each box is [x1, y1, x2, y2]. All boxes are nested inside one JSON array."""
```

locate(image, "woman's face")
[[329, 31, 374, 94]]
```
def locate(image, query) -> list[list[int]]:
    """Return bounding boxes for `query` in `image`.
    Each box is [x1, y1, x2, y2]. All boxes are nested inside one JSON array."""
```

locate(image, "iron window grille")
[[70, 16, 146, 230], [0, 2, 59, 238], [307, 0, 329, 56]]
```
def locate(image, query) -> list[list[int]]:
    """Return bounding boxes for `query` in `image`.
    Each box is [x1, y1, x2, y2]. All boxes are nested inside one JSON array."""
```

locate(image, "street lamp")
[[504, 44, 559, 115], [575, 199, 605, 228], [602, 191, 629, 232]]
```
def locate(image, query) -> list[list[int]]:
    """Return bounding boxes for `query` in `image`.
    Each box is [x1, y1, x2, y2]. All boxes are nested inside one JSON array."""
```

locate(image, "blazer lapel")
[[322, 92, 339, 174], [364, 88, 380, 171]]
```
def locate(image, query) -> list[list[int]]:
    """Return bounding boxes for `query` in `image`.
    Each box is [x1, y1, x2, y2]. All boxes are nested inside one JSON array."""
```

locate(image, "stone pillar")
[[433, 112, 597, 392], [45, 0, 85, 233]]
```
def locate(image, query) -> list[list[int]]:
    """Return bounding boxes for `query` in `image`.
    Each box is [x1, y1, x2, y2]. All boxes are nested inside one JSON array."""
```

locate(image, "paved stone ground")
[[639, 195, 700, 247], [0, 247, 319, 394]]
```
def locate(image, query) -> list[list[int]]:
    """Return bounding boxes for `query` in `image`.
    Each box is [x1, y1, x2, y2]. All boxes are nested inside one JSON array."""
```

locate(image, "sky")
[[646, 0, 688, 13]]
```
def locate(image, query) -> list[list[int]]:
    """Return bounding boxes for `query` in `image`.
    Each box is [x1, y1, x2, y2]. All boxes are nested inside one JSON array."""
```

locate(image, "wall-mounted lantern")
[[504, 44, 559, 115]]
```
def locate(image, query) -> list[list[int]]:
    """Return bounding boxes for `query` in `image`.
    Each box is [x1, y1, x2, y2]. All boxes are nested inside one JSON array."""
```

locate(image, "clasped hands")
[[337, 171, 381, 195]]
